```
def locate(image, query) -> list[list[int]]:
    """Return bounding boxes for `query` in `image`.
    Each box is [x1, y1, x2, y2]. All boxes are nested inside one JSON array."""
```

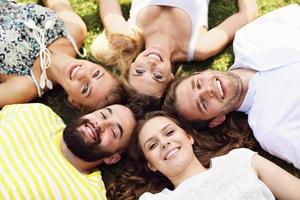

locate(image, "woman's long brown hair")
[[106, 111, 258, 200]]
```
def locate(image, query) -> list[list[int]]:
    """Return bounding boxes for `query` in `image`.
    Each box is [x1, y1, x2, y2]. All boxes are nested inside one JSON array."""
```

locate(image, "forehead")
[[129, 75, 166, 96], [88, 73, 117, 106], [140, 117, 174, 139], [109, 105, 135, 127]]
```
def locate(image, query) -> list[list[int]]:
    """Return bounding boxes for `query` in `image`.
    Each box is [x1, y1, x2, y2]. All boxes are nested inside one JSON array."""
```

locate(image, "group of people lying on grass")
[[1, 0, 300, 199]]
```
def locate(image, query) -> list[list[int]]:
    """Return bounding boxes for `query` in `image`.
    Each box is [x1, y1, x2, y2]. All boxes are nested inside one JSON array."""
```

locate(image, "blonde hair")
[[91, 28, 144, 81]]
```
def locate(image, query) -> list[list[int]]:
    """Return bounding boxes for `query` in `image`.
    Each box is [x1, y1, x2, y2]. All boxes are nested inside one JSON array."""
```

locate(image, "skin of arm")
[[0, 0, 87, 108], [99, 0, 130, 34], [44, 0, 87, 53], [194, 0, 258, 60], [252, 154, 300, 200], [0, 75, 38, 108]]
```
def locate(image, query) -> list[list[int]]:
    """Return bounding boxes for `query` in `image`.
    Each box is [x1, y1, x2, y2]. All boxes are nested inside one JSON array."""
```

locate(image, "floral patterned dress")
[[0, 0, 70, 76]]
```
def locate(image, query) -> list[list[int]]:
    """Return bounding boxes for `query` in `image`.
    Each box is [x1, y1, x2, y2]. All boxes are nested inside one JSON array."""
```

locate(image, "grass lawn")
[[18, 0, 300, 185]]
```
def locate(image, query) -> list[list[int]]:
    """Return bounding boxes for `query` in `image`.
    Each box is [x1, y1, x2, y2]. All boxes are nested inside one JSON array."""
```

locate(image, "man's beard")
[[63, 118, 113, 162], [220, 72, 243, 114]]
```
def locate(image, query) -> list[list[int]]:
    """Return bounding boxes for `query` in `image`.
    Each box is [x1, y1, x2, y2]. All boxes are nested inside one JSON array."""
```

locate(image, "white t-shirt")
[[140, 148, 274, 200], [128, 0, 210, 61], [229, 4, 300, 169]]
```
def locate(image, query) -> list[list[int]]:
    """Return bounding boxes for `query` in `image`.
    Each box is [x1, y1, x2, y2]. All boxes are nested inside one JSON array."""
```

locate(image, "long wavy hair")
[[106, 111, 258, 200], [91, 28, 144, 79]]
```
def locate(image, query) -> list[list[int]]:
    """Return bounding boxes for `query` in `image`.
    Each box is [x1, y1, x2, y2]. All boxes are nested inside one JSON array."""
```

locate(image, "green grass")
[[18, 0, 300, 183]]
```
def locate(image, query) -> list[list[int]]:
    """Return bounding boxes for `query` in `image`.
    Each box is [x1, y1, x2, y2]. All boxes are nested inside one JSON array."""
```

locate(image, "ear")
[[186, 134, 194, 145], [169, 72, 174, 80], [68, 96, 80, 109], [209, 115, 226, 128], [103, 153, 121, 165], [147, 162, 157, 172]]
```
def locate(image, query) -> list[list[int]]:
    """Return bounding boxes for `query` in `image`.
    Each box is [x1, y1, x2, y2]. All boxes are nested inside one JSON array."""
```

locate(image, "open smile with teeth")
[[85, 124, 99, 142], [70, 65, 81, 80], [147, 53, 162, 62], [216, 79, 224, 99], [164, 147, 180, 160]]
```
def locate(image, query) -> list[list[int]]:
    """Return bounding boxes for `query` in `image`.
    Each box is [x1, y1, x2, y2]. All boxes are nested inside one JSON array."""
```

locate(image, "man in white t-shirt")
[[0, 103, 136, 199], [164, 4, 300, 169]]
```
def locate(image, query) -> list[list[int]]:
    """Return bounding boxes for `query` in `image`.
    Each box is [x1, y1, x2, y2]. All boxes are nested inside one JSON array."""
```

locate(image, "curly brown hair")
[[106, 111, 258, 200]]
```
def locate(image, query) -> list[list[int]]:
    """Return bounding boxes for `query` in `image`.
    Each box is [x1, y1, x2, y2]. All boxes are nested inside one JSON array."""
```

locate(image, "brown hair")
[[124, 85, 162, 120], [106, 111, 258, 199]]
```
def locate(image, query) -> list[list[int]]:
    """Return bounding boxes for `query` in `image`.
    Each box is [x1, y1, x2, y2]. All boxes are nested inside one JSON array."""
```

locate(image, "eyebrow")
[[191, 79, 195, 90], [106, 107, 124, 138], [143, 124, 172, 148], [191, 79, 204, 113], [87, 71, 105, 98]]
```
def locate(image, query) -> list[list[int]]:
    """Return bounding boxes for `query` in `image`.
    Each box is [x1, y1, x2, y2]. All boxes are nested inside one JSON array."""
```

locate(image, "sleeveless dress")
[[0, 0, 82, 96]]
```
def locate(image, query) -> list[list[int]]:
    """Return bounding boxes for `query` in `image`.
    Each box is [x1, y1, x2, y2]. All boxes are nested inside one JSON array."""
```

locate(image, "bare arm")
[[0, 76, 38, 108], [252, 154, 300, 200], [43, 0, 87, 49], [100, 0, 130, 34], [194, 0, 258, 60]]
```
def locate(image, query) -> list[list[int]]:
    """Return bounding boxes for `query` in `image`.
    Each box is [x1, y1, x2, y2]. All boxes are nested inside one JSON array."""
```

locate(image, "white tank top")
[[128, 0, 210, 61]]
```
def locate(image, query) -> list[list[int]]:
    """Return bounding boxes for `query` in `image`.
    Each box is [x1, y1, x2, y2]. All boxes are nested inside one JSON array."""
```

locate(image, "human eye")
[[135, 68, 145, 74], [92, 70, 100, 78], [100, 112, 107, 120], [166, 130, 175, 136], [112, 129, 117, 139], [149, 142, 157, 150], [153, 73, 163, 80], [112, 127, 120, 139], [201, 101, 207, 110], [81, 84, 89, 94]]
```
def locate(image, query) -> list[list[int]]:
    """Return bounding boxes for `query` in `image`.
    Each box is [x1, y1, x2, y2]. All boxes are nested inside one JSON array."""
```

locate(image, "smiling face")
[[63, 104, 136, 162], [175, 71, 243, 123], [64, 59, 118, 109], [128, 48, 173, 97], [138, 116, 194, 177]]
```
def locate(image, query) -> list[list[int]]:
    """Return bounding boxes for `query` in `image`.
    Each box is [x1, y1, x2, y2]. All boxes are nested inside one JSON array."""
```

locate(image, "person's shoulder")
[[212, 148, 256, 166], [140, 188, 171, 200], [2, 103, 58, 120]]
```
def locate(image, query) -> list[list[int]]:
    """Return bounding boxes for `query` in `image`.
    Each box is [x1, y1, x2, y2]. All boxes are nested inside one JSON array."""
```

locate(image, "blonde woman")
[[0, 0, 124, 110], [91, 0, 258, 100]]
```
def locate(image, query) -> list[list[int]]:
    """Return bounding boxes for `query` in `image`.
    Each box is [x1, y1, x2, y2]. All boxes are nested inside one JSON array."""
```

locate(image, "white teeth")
[[165, 148, 179, 160], [216, 80, 224, 99], [86, 126, 94, 140], [148, 53, 161, 60], [71, 65, 80, 79]]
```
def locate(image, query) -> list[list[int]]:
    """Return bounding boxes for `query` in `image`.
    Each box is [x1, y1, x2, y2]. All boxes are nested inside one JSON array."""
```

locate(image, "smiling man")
[[163, 4, 300, 169], [0, 103, 136, 199]]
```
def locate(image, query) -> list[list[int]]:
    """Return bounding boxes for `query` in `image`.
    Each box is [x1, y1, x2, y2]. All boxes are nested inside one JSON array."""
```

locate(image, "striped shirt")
[[0, 103, 107, 200]]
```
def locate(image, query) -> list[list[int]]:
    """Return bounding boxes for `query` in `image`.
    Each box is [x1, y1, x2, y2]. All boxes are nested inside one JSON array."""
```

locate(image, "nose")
[[199, 83, 214, 98], [76, 67, 90, 81], [162, 141, 170, 149]]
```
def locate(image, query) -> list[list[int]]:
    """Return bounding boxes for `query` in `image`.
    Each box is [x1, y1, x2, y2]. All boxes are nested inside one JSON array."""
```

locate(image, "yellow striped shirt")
[[0, 103, 107, 200]]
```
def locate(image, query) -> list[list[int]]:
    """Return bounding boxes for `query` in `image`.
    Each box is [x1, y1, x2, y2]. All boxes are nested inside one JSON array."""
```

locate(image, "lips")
[[68, 63, 81, 80], [146, 50, 163, 62], [164, 147, 180, 160], [216, 79, 224, 99], [85, 122, 99, 143]]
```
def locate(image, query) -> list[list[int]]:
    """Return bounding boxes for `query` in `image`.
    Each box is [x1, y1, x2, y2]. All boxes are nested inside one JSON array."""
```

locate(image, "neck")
[[168, 154, 207, 188], [144, 32, 176, 60], [231, 68, 256, 109], [46, 51, 74, 87], [60, 137, 103, 174]]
